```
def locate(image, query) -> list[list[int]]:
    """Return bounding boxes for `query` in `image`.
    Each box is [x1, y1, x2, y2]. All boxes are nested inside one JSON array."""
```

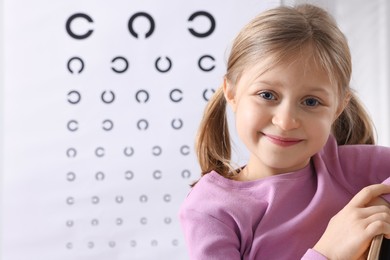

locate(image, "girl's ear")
[[223, 79, 237, 112], [335, 92, 351, 121]]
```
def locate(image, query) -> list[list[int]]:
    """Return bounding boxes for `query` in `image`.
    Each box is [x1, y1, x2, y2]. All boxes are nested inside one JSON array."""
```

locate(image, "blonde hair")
[[195, 4, 375, 181]]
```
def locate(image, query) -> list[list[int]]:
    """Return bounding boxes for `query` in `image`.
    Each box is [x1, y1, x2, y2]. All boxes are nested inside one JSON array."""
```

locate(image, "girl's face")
[[224, 53, 344, 180]]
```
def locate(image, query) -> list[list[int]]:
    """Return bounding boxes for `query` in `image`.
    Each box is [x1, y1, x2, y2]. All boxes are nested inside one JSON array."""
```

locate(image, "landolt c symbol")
[[188, 11, 216, 38], [66, 13, 94, 40], [128, 12, 155, 38]]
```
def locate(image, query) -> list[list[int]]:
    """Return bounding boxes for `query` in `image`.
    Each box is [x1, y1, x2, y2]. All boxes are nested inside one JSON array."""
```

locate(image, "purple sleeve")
[[301, 249, 328, 260], [179, 209, 241, 259]]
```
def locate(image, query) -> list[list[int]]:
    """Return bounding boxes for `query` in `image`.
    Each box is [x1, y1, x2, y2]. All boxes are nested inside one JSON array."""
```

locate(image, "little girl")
[[179, 4, 390, 260]]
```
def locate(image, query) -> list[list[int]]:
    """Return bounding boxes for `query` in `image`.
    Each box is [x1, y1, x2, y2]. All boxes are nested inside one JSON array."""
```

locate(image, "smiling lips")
[[263, 133, 303, 147]]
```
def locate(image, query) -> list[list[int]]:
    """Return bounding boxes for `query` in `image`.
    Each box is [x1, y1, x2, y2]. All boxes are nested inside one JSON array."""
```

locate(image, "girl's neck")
[[233, 164, 275, 181], [233, 158, 311, 181]]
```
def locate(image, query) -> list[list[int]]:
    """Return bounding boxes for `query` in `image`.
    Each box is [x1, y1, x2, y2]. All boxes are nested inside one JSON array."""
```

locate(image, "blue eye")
[[259, 91, 276, 100], [304, 98, 320, 107]]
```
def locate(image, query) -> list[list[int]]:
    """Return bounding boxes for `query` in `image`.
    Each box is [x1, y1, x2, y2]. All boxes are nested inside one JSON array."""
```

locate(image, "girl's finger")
[[364, 209, 390, 226], [365, 220, 390, 237], [361, 205, 390, 219], [349, 184, 390, 207]]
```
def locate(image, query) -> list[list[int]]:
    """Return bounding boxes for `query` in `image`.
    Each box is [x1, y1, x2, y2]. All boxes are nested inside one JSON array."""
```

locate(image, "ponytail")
[[194, 86, 235, 185], [332, 91, 376, 145]]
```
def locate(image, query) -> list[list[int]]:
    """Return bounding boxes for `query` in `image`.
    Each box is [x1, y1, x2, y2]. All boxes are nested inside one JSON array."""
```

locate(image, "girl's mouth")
[[263, 133, 303, 147]]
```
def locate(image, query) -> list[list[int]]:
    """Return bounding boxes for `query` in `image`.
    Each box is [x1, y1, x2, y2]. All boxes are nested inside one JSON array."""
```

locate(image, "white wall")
[[0, 0, 3, 258], [335, 0, 390, 145], [1, 1, 389, 260]]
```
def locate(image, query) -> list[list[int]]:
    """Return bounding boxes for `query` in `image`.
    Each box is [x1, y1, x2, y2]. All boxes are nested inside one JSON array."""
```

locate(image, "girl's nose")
[[271, 103, 300, 131]]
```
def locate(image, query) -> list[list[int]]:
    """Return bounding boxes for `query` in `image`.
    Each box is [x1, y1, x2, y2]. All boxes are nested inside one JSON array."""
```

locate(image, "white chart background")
[[1, 0, 389, 260], [0, 1, 279, 259]]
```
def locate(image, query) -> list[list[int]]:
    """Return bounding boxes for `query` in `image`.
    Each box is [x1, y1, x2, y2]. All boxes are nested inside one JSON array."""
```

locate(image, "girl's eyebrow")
[[256, 80, 332, 96], [305, 86, 332, 97], [255, 80, 282, 87]]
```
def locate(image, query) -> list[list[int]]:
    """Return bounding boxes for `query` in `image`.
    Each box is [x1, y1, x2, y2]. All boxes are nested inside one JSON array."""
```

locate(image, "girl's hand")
[[313, 184, 390, 260]]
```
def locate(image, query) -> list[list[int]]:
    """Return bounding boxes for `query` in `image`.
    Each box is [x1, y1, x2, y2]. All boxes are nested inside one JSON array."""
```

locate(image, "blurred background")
[[0, 0, 388, 259]]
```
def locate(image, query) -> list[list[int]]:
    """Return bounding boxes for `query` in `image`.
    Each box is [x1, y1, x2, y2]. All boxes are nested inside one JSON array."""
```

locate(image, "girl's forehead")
[[241, 51, 331, 84]]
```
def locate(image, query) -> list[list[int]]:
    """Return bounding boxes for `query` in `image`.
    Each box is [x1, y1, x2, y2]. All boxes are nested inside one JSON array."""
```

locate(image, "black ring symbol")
[[164, 217, 172, 225], [152, 146, 162, 156], [188, 11, 216, 38], [101, 90, 115, 104], [102, 119, 114, 131], [180, 145, 190, 155], [130, 240, 137, 247], [137, 119, 149, 130], [125, 170, 134, 180], [135, 89, 150, 103], [203, 88, 215, 101], [65, 13, 94, 40], [67, 90, 81, 104], [124, 147, 134, 157], [66, 172, 76, 182], [66, 197, 75, 205], [169, 89, 183, 102], [67, 57, 84, 74], [198, 55, 215, 72], [67, 120, 79, 132], [163, 194, 172, 202], [116, 218, 123, 225], [95, 171, 105, 181], [155, 56, 172, 73], [153, 170, 162, 180], [66, 148, 77, 158], [111, 56, 129, 73], [87, 242, 94, 249], [95, 147, 105, 157], [139, 195, 148, 203], [128, 12, 155, 39], [140, 217, 148, 225], [115, 196, 124, 203], [91, 196, 100, 204], [66, 220, 74, 227], [171, 118, 183, 130], [181, 169, 191, 179]]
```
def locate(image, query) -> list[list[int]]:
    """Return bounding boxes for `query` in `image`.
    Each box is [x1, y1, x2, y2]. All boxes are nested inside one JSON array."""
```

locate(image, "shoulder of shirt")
[[319, 135, 389, 159], [180, 171, 266, 218], [184, 171, 262, 212], [315, 135, 390, 183], [186, 171, 241, 200]]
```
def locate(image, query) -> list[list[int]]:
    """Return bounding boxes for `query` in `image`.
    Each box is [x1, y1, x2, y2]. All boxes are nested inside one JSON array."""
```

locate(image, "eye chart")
[[1, 1, 278, 259]]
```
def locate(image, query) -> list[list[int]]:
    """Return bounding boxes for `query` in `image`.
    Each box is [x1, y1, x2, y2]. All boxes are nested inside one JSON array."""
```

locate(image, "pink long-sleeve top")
[[179, 135, 390, 259]]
